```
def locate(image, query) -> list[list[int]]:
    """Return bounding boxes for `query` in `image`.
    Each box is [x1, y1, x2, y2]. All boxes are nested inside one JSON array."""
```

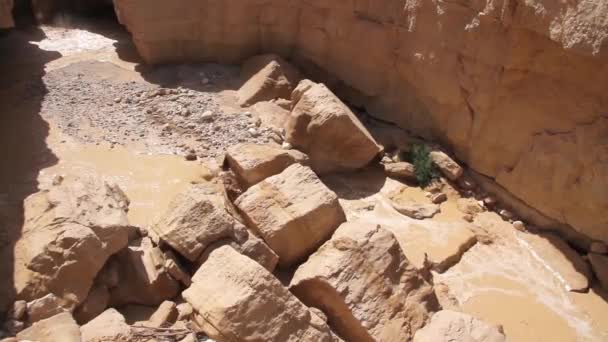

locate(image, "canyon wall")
[[120, 0, 608, 244], [0, 0, 13, 28]]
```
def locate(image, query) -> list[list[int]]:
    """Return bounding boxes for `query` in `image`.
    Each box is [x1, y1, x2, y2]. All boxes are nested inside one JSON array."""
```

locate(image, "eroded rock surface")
[[285, 81, 382, 174], [183, 245, 339, 342], [238, 54, 301, 107], [14, 178, 130, 307], [225, 143, 309, 188], [290, 221, 439, 342], [113, 0, 608, 244], [235, 163, 345, 267]]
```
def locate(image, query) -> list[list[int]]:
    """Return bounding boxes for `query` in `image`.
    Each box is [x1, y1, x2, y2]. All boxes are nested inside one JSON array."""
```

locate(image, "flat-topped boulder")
[[290, 221, 439, 342], [285, 80, 382, 174], [235, 163, 345, 266], [80, 308, 132, 342], [17, 312, 81, 342], [183, 245, 339, 342], [413, 310, 506, 342], [225, 143, 309, 187], [238, 54, 301, 107], [14, 177, 130, 307]]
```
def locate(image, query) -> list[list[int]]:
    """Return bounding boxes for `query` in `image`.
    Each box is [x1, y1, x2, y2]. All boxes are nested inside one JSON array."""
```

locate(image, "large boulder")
[[235, 164, 345, 267], [285, 81, 382, 174], [225, 143, 309, 188], [153, 184, 278, 270], [108, 237, 180, 306], [182, 245, 339, 342], [238, 54, 301, 107], [0, 0, 13, 28], [17, 312, 81, 342], [413, 310, 506, 342], [290, 221, 440, 342], [14, 178, 130, 307], [80, 308, 132, 342]]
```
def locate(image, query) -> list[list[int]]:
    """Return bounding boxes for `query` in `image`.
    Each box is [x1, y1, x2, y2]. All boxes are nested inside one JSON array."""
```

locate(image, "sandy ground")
[[0, 16, 607, 341]]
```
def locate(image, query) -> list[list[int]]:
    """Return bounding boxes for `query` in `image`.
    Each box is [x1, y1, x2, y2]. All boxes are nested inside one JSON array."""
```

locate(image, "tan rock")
[[225, 143, 309, 187], [152, 184, 235, 261], [413, 310, 506, 342], [15, 177, 130, 306], [27, 293, 70, 324], [588, 253, 608, 291], [176, 302, 193, 321], [238, 54, 301, 107], [430, 151, 463, 181], [109, 237, 180, 306], [74, 283, 110, 324], [384, 162, 416, 181], [391, 200, 440, 220], [18, 312, 81, 342], [431, 193, 448, 204], [290, 222, 439, 342], [285, 81, 382, 174], [163, 251, 191, 287], [228, 222, 279, 272], [457, 198, 484, 215], [183, 245, 338, 342], [519, 232, 591, 292], [80, 308, 131, 342], [235, 164, 345, 266], [146, 300, 178, 328], [7, 300, 27, 321]]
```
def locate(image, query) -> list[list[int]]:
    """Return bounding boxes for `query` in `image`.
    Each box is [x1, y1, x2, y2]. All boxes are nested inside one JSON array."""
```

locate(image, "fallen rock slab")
[[183, 245, 339, 342], [80, 308, 131, 342], [384, 162, 417, 181], [109, 237, 180, 306], [285, 80, 382, 174], [413, 310, 506, 342], [430, 151, 463, 181], [17, 312, 81, 342], [152, 184, 236, 262], [235, 163, 345, 266], [391, 200, 440, 220], [225, 143, 308, 187], [15, 177, 130, 307], [588, 253, 608, 291], [519, 232, 591, 292], [290, 221, 439, 342], [238, 54, 301, 107]]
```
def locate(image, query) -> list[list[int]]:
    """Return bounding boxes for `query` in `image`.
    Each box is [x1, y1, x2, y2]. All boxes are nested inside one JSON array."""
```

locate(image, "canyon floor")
[[1, 17, 607, 342]]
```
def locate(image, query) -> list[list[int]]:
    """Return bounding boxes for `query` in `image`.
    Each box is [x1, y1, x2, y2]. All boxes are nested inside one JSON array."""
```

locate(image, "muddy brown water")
[[0, 18, 607, 341]]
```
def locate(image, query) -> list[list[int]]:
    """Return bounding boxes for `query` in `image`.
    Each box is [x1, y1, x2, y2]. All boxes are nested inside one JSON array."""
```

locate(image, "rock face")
[[80, 308, 132, 342], [290, 221, 439, 342], [182, 245, 339, 342], [113, 0, 608, 244], [108, 237, 180, 306], [0, 0, 13, 28], [17, 312, 81, 342], [153, 184, 278, 270], [14, 178, 130, 308], [235, 164, 346, 267], [225, 143, 309, 188], [238, 54, 301, 107], [413, 310, 506, 342], [285, 81, 382, 174]]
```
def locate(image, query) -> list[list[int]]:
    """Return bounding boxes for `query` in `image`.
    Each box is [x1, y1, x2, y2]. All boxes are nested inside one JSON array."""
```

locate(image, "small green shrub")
[[408, 144, 438, 186]]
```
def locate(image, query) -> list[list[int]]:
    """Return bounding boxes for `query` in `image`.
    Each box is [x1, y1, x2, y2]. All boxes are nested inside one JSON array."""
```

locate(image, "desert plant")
[[408, 144, 438, 186]]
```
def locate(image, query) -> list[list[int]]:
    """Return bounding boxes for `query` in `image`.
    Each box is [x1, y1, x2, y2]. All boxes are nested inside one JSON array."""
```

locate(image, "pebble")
[[431, 193, 447, 204], [499, 209, 515, 220], [248, 128, 259, 137], [282, 142, 293, 150], [512, 220, 526, 232]]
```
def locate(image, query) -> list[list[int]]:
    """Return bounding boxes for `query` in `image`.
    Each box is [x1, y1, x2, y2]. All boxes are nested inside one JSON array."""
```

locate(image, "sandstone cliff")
[[113, 0, 608, 244]]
